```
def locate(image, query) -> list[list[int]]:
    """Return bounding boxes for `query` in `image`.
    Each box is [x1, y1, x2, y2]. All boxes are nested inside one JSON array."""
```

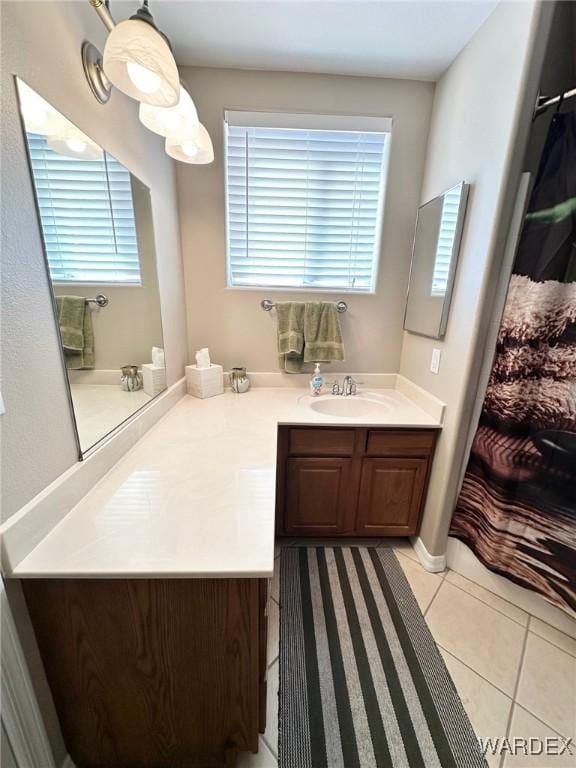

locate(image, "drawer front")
[[366, 429, 436, 457], [288, 428, 356, 456]]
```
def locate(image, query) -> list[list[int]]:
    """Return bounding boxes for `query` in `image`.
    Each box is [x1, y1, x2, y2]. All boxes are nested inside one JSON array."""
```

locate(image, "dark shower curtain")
[[451, 111, 576, 613]]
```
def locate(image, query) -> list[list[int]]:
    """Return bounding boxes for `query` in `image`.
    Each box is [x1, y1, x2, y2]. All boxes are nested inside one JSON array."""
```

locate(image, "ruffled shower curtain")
[[451, 112, 576, 613]]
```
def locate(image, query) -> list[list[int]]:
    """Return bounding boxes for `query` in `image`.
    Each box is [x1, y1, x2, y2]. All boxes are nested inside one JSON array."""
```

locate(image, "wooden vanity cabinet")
[[23, 577, 269, 768], [285, 457, 355, 534], [276, 426, 437, 537]]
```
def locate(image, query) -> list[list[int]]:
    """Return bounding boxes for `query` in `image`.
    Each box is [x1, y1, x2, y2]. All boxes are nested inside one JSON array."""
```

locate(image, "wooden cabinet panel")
[[288, 428, 356, 456], [258, 579, 268, 734], [23, 578, 265, 768], [284, 457, 354, 534], [366, 429, 436, 456], [275, 426, 437, 538], [357, 458, 427, 535]]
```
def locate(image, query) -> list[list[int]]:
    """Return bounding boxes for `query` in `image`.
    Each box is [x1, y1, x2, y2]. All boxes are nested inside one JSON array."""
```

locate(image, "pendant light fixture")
[[165, 123, 214, 165], [102, 0, 179, 107], [86, 0, 214, 165], [47, 131, 104, 160], [139, 84, 199, 139]]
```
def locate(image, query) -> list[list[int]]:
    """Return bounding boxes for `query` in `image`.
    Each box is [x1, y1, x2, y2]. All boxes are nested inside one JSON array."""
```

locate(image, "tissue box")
[[186, 364, 224, 398], [142, 363, 167, 397]]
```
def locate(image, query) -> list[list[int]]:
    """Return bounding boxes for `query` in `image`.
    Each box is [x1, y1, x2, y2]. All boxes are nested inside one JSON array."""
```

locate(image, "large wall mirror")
[[404, 181, 469, 339], [16, 78, 166, 456]]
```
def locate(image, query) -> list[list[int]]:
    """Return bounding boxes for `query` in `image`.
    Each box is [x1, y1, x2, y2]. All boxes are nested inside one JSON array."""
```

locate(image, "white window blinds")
[[225, 112, 391, 292], [430, 185, 463, 297], [28, 134, 141, 284]]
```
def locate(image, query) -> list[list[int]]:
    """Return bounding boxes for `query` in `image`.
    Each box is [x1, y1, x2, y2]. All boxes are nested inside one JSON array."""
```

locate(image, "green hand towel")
[[56, 295, 95, 370], [303, 301, 345, 363], [276, 301, 305, 373]]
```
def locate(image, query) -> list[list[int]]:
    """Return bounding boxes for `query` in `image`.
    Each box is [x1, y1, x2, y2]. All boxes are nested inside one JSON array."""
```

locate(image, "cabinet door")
[[284, 457, 353, 535], [357, 457, 428, 536]]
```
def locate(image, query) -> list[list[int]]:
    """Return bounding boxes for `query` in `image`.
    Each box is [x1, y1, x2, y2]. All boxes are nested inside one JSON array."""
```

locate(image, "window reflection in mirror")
[[404, 182, 468, 339], [16, 78, 167, 456]]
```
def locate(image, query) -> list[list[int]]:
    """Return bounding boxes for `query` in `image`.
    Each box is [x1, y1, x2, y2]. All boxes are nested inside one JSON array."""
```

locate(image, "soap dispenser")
[[310, 363, 324, 396]]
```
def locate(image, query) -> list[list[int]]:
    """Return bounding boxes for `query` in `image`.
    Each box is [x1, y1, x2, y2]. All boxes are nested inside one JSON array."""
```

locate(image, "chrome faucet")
[[332, 376, 357, 396]]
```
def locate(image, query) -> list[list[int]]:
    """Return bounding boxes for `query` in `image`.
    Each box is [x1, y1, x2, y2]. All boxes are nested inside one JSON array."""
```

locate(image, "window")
[[224, 111, 391, 292], [430, 185, 463, 297], [27, 134, 141, 284]]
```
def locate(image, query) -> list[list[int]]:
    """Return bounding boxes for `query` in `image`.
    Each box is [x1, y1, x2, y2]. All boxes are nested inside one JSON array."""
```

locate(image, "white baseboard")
[[242, 371, 398, 389], [67, 369, 122, 386], [447, 538, 576, 635], [410, 536, 447, 573]]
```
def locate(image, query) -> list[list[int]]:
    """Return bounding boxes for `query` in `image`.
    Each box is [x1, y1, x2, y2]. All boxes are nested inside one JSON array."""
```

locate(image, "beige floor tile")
[[439, 648, 512, 768], [381, 537, 420, 563], [446, 570, 529, 626], [516, 633, 576, 738], [539, 610, 576, 641], [426, 581, 526, 695], [263, 658, 279, 757], [396, 553, 443, 614], [530, 618, 576, 658], [502, 705, 575, 767], [237, 738, 278, 767], [267, 597, 279, 667]]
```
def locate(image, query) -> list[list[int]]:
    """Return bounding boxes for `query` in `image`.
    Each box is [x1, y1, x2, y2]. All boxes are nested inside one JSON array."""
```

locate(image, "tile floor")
[[238, 539, 576, 768]]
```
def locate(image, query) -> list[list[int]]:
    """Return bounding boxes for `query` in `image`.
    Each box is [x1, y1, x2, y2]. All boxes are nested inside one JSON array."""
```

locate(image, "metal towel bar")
[[86, 294, 109, 307], [260, 298, 347, 313]]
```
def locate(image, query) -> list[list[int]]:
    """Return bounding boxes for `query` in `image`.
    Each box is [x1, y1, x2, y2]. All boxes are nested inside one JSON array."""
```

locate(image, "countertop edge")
[[7, 384, 444, 580]]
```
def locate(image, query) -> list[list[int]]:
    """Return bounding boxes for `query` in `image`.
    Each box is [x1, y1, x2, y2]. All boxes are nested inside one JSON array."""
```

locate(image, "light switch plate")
[[430, 348, 441, 374]]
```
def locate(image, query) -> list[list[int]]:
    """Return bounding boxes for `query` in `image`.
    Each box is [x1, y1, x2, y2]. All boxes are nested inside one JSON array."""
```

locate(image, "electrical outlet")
[[430, 348, 441, 374]]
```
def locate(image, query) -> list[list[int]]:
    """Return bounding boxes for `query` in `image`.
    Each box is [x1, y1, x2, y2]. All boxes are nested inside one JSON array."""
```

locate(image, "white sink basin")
[[306, 393, 392, 418]]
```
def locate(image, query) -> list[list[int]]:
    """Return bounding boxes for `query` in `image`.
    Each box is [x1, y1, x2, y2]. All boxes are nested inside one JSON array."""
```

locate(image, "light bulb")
[[65, 138, 88, 154], [126, 62, 162, 95], [165, 123, 214, 164], [181, 141, 199, 158]]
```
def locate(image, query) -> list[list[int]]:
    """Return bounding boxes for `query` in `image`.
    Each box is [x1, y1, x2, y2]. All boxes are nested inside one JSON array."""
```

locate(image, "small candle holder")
[[230, 367, 250, 393], [120, 365, 143, 392]]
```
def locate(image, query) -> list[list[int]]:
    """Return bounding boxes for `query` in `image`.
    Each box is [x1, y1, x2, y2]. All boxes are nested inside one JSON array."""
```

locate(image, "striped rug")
[[279, 547, 486, 768]]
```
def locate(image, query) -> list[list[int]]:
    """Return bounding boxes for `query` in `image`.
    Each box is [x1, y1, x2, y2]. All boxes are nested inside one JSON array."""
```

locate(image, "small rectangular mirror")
[[16, 78, 167, 456], [404, 181, 469, 339]]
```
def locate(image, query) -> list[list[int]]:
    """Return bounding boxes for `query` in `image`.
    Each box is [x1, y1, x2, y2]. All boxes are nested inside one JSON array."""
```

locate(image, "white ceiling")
[[116, 0, 500, 81]]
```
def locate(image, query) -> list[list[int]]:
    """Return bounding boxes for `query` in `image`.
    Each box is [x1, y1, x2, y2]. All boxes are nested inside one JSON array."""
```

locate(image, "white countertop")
[[10, 386, 442, 580]]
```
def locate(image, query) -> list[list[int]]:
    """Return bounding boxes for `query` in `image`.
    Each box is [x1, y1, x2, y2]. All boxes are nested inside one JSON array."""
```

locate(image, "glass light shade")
[[103, 19, 179, 107], [47, 125, 103, 160], [139, 85, 199, 139], [165, 123, 214, 164]]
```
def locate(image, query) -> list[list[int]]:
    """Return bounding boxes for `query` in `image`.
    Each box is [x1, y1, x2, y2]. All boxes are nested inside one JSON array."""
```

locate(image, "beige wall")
[[176, 67, 434, 373], [53, 176, 165, 371], [1, 1, 188, 522], [399, 0, 546, 556]]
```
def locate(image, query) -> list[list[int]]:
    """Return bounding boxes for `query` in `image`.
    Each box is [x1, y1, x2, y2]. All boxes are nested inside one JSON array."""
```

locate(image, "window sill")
[[224, 286, 376, 296]]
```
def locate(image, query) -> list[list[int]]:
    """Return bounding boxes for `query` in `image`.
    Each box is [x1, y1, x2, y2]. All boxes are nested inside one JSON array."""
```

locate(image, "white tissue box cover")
[[142, 363, 167, 397], [186, 364, 224, 398]]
